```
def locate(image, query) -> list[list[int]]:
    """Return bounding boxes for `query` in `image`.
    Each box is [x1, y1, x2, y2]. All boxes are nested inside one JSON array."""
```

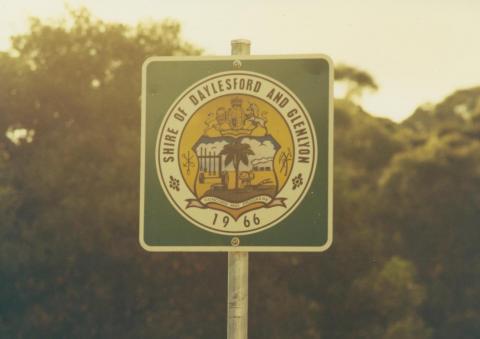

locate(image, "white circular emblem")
[[156, 71, 317, 235]]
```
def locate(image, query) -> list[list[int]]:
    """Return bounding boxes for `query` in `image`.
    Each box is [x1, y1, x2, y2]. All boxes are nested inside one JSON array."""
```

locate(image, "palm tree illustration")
[[220, 139, 254, 190]]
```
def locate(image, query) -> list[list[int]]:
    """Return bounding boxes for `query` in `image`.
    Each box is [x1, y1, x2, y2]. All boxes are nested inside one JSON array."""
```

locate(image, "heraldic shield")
[[181, 95, 293, 220]]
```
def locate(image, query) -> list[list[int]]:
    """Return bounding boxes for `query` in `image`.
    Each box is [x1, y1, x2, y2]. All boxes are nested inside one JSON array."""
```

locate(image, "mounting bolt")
[[231, 237, 240, 246]]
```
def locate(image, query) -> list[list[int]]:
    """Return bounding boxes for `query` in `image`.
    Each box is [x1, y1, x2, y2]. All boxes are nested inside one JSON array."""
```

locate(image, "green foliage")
[[335, 64, 378, 101], [345, 257, 430, 338], [383, 316, 432, 339], [378, 128, 480, 338], [403, 87, 480, 133], [0, 7, 478, 339]]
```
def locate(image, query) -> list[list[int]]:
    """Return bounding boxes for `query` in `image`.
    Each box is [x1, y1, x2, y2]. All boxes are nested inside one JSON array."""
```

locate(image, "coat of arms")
[[184, 96, 289, 220], [156, 71, 316, 235]]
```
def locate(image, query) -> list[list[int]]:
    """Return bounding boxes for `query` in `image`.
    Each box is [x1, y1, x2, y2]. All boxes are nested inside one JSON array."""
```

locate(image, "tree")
[[335, 64, 378, 102], [403, 86, 480, 133], [1, 6, 479, 338], [378, 127, 480, 339], [346, 257, 431, 338], [220, 139, 254, 189], [0, 8, 223, 339]]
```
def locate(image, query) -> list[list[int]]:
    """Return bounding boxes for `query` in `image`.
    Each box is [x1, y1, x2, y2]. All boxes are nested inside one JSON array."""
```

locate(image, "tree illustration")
[[279, 148, 292, 176], [182, 151, 195, 175], [220, 139, 254, 190]]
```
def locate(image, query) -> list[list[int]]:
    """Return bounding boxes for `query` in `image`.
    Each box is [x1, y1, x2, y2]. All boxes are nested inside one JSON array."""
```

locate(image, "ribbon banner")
[[186, 196, 286, 209]]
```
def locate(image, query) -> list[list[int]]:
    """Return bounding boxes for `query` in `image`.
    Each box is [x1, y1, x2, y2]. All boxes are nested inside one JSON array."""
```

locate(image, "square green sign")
[[140, 55, 333, 252]]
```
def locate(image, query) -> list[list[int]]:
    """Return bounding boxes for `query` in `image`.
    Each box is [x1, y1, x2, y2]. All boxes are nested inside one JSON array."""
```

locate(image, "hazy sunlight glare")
[[1, 0, 479, 122]]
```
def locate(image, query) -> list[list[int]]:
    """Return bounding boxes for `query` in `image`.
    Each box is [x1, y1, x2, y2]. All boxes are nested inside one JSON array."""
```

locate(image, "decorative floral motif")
[[169, 176, 180, 191], [292, 173, 303, 190]]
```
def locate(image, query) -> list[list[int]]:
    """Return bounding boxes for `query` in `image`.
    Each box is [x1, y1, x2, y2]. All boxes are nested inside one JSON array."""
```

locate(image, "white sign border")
[[139, 54, 333, 252]]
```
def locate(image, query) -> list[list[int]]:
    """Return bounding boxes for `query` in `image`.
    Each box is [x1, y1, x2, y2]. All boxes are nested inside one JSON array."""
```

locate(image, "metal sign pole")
[[227, 39, 250, 339], [227, 251, 249, 338]]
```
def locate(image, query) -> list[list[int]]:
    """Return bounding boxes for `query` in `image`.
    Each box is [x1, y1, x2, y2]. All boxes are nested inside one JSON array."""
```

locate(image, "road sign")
[[140, 55, 333, 251]]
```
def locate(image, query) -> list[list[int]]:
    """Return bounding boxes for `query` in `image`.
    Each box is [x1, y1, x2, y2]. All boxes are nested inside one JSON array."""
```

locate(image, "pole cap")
[[231, 39, 251, 45], [231, 39, 251, 56]]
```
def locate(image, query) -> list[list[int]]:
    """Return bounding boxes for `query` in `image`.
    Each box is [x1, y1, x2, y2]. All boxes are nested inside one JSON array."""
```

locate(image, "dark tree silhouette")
[[220, 139, 254, 189]]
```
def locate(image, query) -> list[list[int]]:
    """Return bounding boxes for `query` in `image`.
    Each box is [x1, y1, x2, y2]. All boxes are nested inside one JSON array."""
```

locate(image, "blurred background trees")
[[0, 8, 479, 339]]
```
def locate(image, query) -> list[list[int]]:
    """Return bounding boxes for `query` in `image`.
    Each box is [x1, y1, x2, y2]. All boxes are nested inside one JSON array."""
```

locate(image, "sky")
[[0, 0, 479, 121]]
